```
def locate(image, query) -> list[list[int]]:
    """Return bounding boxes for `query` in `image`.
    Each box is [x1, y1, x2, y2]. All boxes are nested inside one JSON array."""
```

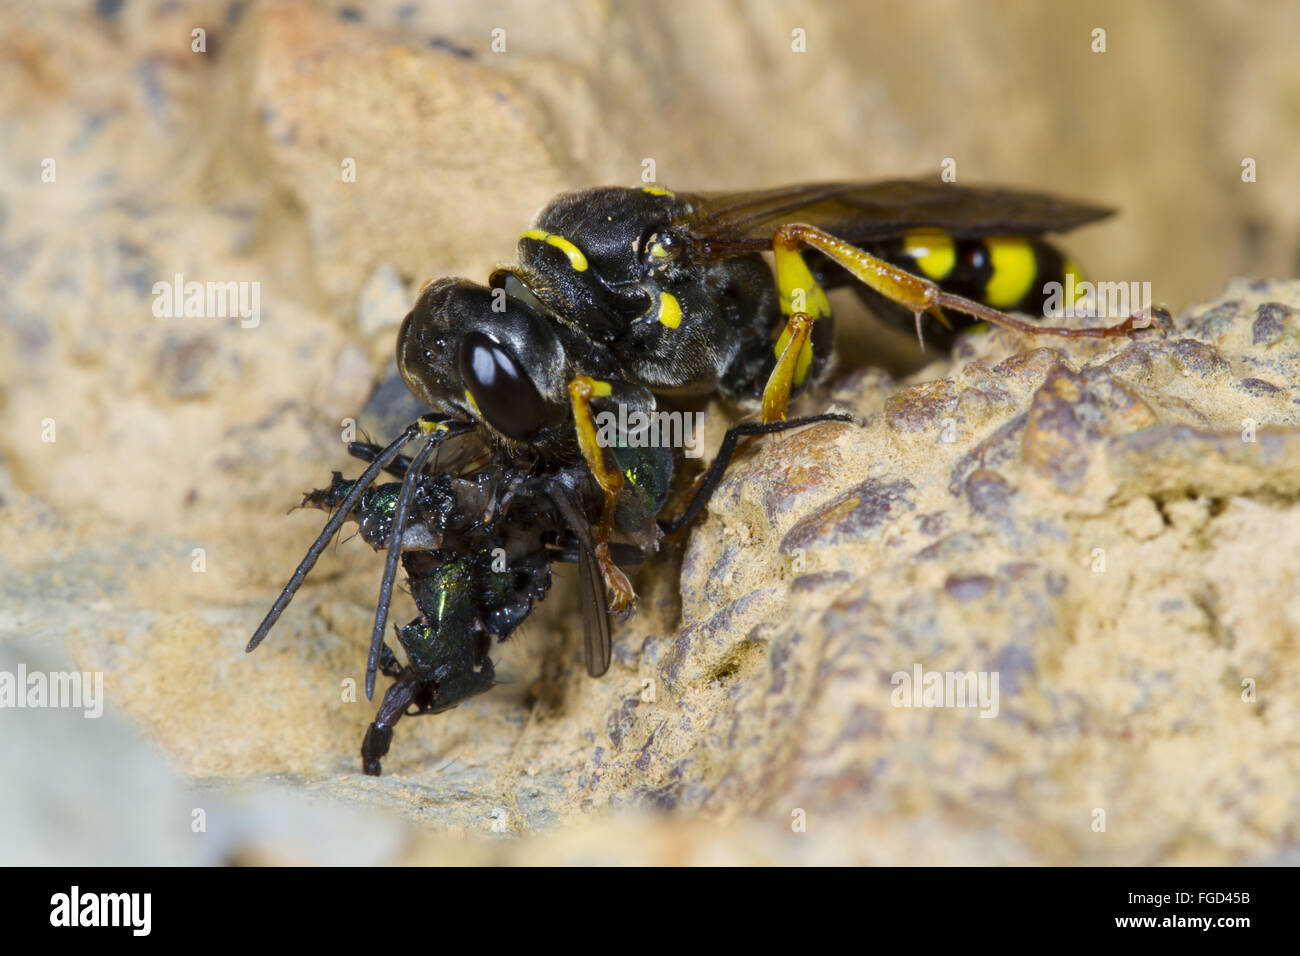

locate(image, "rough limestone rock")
[[4, 1, 1300, 865]]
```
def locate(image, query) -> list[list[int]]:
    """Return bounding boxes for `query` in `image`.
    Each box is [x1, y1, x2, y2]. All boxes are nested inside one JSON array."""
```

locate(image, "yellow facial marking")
[[588, 378, 613, 398], [642, 186, 674, 197], [656, 291, 682, 328], [902, 229, 956, 281], [520, 228, 589, 272], [462, 388, 481, 416], [544, 234, 589, 272], [983, 237, 1036, 308], [773, 247, 832, 320]]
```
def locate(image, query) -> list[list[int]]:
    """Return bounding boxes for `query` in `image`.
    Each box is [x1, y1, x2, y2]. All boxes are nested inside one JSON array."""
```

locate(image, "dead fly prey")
[[247, 179, 1148, 773], [253, 418, 834, 774]]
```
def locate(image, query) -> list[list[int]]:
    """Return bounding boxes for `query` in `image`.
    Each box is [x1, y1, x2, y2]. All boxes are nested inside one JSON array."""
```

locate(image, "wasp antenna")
[[365, 433, 437, 701], [364, 420, 474, 700], [246, 420, 424, 654]]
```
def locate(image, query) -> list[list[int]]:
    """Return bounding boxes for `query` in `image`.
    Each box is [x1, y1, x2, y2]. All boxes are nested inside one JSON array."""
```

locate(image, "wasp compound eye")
[[458, 330, 547, 441]]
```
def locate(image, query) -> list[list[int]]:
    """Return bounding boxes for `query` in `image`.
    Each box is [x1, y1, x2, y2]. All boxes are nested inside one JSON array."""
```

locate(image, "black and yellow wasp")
[[249, 178, 1145, 721], [393, 181, 1141, 597]]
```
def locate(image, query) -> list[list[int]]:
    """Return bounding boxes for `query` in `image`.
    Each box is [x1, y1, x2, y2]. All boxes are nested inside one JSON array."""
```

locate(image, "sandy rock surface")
[[3, 1, 1299, 864]]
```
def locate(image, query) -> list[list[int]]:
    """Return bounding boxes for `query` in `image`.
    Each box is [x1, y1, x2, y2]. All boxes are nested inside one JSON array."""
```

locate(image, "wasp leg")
[[554, 538, 649, 567], [661, 412, 853, 534], [365, 418, 475, 701], [761, 312, 816, 422], [771, 222, 1150, 349], [566, 376, 636, 615]]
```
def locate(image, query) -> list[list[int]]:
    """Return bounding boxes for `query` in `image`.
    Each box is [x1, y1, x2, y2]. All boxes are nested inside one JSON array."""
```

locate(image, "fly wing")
[[674, 179, 1114, 260], [543, 477, 614, 679], [577, 543, 612, 678]]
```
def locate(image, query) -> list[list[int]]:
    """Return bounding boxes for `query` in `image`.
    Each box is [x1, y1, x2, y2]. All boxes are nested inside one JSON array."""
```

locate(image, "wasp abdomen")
[[805, 230, 1087, 349], [879, 230, 1085, 318]]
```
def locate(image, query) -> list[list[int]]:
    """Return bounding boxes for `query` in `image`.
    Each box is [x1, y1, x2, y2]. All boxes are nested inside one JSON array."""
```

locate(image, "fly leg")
[[361, 675, 417, 776], [378, 643, 404, 678]]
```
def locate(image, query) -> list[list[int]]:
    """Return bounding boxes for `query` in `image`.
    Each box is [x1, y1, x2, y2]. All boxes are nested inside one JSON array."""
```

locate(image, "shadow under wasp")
[[247, 179, 1152, 773]]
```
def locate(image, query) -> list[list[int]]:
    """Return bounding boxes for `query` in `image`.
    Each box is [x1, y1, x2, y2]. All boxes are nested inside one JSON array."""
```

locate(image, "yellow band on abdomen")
[[901, 229, 956, 281], [983, 237, 1036, 308]]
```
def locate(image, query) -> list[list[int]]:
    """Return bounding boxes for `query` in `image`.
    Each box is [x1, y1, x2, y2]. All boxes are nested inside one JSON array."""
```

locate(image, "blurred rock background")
[[2, 0, 1298, 864]]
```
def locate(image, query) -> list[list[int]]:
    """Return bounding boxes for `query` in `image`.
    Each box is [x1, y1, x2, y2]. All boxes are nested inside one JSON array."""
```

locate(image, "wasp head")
[[397, 277, 574, 451]]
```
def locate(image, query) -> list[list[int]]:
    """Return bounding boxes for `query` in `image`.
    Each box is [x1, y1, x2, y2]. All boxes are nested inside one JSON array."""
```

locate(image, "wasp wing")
[[428, 429, 494, 476], [674, 179, 1114, 260]]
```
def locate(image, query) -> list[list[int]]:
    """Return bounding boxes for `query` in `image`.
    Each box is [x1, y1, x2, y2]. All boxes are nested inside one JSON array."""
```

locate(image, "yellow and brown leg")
[[761, 311, 815, 422], [567, 375, 636, 614], [756, 229, 835, 423], [769, 221, 1148, 352]]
